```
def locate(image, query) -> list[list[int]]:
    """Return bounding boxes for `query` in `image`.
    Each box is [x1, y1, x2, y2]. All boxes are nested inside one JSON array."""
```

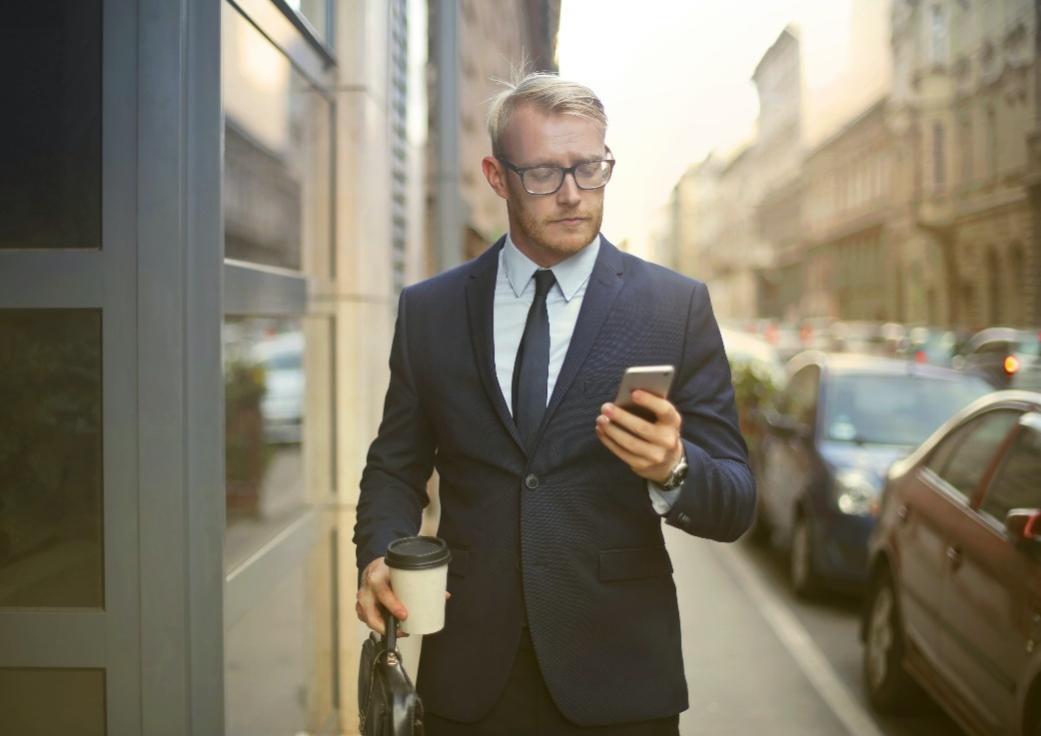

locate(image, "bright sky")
[[557, 0, 890, 256]]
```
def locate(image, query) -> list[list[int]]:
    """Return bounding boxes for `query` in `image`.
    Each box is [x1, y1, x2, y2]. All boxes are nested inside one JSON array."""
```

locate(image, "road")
[[667, 525, 963, 735]]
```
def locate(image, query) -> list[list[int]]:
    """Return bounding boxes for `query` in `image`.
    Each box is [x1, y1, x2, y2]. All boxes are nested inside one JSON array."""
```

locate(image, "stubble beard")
[[511, 200, 604, 262]]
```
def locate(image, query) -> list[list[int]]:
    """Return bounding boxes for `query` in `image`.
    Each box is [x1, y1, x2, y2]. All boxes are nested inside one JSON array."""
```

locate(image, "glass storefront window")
[[0, 668, 105, 735], [222, 4, 333, 275], [224, 318, 308, 563], [0, 2, 101, 249], [224, 535, 333, 736], [0, 310, 103, 608]]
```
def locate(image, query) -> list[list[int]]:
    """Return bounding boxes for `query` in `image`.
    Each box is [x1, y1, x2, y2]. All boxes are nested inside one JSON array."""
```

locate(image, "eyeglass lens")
[[523, 161, 613, 194]]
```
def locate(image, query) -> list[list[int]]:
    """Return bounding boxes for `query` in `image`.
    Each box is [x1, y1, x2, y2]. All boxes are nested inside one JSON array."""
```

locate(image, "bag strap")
[[383, 607, 397, 653]]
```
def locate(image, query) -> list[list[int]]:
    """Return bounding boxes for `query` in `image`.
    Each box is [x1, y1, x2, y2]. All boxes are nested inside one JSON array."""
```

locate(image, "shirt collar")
[[502, 232, 601, 302]]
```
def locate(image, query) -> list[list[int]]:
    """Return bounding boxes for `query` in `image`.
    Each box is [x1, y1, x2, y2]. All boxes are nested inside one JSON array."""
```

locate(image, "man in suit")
[[354, 73, 755, 735]]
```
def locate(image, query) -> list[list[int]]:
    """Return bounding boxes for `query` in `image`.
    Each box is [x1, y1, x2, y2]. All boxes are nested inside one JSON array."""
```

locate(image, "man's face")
[[483, 105, 607, 265]]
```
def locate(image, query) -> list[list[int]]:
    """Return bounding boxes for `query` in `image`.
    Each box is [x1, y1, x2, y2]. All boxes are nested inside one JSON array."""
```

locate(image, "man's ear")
[[482, 156, 510, 200]]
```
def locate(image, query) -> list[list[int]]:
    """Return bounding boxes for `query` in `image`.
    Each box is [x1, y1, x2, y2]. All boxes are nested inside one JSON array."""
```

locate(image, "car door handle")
[[946, 546, 962, 569]]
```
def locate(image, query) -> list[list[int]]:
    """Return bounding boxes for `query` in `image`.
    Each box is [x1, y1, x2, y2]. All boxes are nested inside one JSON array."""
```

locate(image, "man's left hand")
[[595, 390, 684, 485]]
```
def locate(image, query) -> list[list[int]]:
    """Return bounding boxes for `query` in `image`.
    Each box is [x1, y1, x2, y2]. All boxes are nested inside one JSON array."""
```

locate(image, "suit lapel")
[[535, 238, 625, 446], [464, 236, 527, 454]]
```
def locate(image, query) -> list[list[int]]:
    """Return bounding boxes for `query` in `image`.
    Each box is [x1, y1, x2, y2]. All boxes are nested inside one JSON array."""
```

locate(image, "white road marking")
[[711, 542, 886, 736]]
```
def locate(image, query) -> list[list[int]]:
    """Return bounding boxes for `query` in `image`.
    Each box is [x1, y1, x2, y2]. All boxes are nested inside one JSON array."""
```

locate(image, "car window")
[[938, 410, 1021, 499], [980, 424, 1041, 523], [925, 423, 971, 475]]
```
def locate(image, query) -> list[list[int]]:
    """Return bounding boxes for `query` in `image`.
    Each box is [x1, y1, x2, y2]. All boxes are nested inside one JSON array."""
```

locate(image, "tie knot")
[[533, 269, 556, 298]]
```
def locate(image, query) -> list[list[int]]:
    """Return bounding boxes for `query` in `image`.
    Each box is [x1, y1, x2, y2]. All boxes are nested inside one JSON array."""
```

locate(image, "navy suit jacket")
[[353, 236, 755, 726]]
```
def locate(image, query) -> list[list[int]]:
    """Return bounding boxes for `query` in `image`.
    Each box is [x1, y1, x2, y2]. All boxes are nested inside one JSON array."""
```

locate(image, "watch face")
[[665, 458, 688, 490]]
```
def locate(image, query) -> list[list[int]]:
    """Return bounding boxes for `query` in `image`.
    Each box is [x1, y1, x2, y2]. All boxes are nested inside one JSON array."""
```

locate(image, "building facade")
[[670, 155, 723, 282], [891, 0, 1041, 327], [801, 98, 904, 321], [0, 1, 428, 733], [752, 26, 805, 322], [427, 0, 561, 271]]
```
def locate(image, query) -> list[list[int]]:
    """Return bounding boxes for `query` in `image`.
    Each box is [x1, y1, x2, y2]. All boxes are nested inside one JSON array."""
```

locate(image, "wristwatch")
[[660, 451, 689, 491]]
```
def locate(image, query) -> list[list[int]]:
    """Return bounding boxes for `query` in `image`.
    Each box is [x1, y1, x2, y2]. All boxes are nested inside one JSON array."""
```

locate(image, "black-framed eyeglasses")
[[497, 151, 617, 196]]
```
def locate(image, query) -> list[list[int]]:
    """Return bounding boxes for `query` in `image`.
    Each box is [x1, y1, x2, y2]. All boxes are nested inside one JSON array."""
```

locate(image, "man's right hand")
[[356, 556, 452, 637], [356, 557, 407, 636]]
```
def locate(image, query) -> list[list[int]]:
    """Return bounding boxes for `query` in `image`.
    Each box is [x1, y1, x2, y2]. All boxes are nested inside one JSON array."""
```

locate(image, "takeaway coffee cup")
[[385, 536, 452, 635]]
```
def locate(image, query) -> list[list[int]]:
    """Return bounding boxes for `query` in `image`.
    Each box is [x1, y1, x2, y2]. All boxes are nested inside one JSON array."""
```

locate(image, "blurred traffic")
[[719, 316, 1041, 736]]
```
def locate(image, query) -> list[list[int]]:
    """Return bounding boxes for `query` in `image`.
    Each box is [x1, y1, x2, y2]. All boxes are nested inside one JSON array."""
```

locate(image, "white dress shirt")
[[492, 233, 682, 514]]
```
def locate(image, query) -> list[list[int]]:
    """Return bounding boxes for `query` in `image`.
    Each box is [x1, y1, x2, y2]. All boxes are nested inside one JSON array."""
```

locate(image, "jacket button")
[[524, 474, 539, 490]]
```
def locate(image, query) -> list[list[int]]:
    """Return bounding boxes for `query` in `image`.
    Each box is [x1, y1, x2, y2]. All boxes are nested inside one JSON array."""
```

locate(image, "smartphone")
[[612, 365, 675, 423]]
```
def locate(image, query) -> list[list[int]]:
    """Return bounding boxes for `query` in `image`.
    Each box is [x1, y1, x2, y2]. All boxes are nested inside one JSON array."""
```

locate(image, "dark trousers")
[[423, 628, 681, 736]]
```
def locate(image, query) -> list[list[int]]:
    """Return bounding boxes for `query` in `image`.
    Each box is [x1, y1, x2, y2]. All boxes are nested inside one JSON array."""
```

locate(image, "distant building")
[[891, 0, 1040, 327], [752, 26, 805, 322], [671, 155, 723, 282], [802, 97, 903, 321], [707, 144, 768, 320]]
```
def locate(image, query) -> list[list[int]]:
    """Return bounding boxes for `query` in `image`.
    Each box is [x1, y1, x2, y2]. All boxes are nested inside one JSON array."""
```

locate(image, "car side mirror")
[[1005, 508, 1041, 544]]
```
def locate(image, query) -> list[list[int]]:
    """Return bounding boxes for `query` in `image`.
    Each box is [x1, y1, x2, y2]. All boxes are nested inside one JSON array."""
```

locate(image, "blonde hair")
[[486, 72, 607, 158]]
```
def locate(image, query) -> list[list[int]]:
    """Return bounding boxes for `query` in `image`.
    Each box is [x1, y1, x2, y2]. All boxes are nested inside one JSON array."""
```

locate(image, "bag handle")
[[383, 607, 398, 652]]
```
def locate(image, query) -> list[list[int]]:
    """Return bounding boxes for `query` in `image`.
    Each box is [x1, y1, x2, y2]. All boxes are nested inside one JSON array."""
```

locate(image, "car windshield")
[[823, 372, 991, 447]]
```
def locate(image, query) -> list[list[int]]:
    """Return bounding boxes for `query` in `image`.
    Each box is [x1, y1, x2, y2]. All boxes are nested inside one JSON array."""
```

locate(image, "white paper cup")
[[386, 536, 451, 636]]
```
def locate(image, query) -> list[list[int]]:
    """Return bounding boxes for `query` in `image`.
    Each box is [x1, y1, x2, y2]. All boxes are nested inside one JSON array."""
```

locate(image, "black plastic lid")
[[385, 536, 451, 570]]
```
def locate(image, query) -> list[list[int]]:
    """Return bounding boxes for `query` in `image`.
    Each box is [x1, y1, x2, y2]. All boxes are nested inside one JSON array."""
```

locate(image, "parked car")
[[251, 331, 305, 444], [862, 391, 1041, 736], [901, 326, 960, 367], [826, 321, 886, 355], [720, 327, 785, 387], [799, 317, 833, 345], [769, 323, 806, 363], [752, 351, 992, 595], [955, 327, 1041, 391]]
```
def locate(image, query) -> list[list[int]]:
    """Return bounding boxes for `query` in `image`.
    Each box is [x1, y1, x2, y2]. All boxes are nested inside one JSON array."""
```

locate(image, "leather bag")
[[358, 609, 424, 735]]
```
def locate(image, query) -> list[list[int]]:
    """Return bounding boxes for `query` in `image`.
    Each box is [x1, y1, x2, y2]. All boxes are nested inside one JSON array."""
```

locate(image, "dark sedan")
[[862, 391, 1041, 736], [751, 351, 992, 596]]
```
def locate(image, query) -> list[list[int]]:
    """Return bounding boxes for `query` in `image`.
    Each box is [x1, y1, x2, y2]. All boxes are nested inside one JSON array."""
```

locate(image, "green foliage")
[[729, 359, 781, 476], [224, 357, 269, 518], [730, 360, 780, 413]]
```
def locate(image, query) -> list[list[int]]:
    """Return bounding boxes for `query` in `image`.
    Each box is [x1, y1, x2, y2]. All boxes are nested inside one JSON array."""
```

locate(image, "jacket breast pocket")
[[598, 546, 673, 582]]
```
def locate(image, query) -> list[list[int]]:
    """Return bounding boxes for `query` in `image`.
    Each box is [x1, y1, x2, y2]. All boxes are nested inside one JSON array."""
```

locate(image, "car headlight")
[[834, 470, 881, 516]]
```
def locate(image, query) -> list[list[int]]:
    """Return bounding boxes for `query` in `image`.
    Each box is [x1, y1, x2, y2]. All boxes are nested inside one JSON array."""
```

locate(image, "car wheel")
[[863, 567, 919, 712], [790, 514, 818, 597]]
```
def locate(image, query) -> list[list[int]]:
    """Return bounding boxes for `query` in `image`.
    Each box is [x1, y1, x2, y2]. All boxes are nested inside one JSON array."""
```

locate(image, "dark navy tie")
[[512, 269, 556, 448]]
